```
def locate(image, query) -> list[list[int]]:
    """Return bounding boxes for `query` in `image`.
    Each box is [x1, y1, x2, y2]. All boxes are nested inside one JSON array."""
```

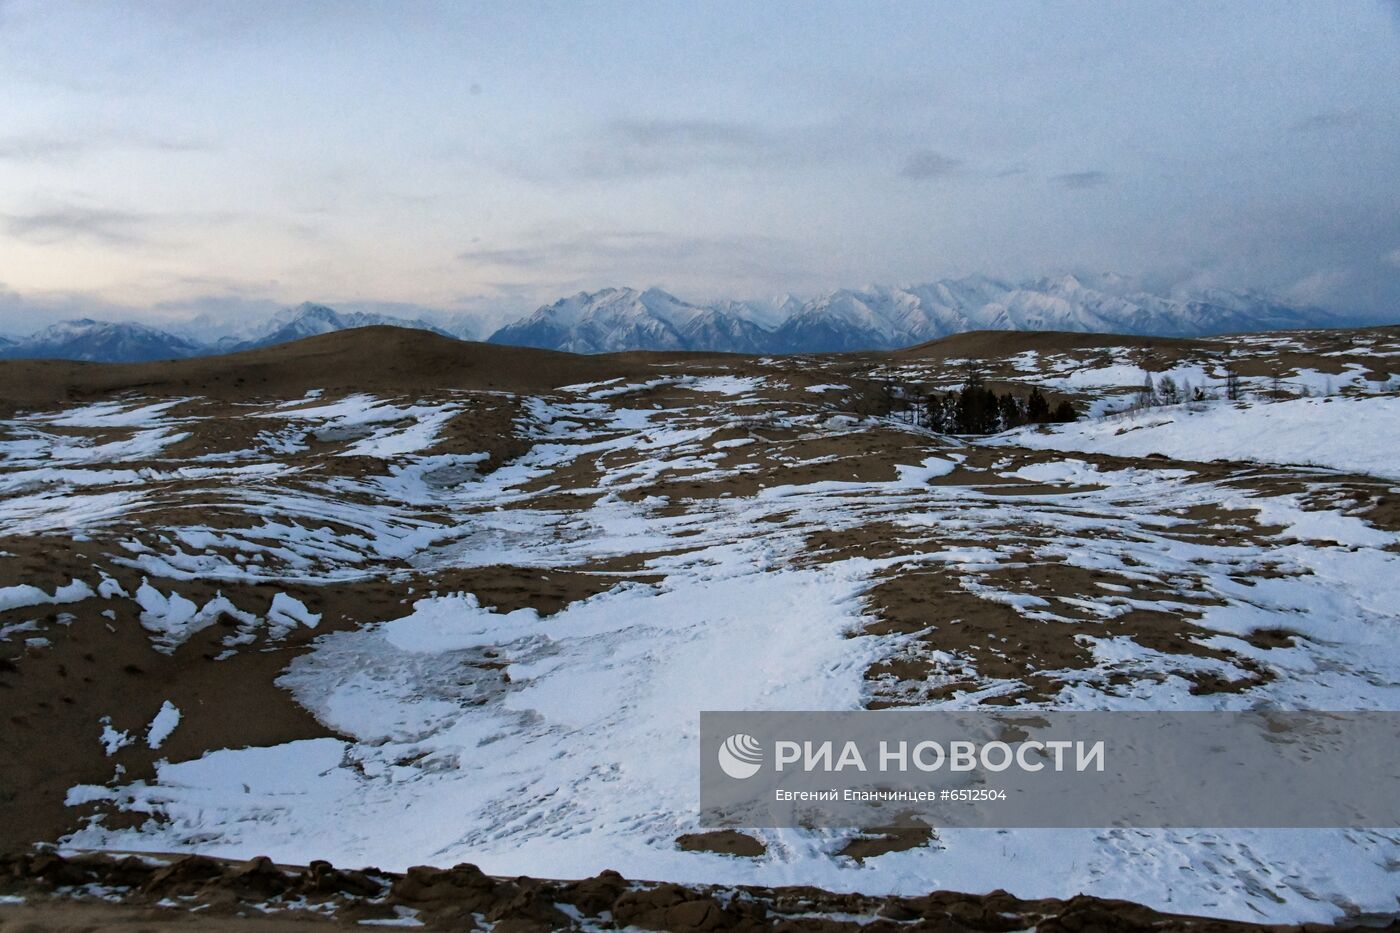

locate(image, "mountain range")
[[210, 303, 451, 353], [0, 304, 451, 364], [0, 319, 207, 363], [486, 276, 1331, 354], [0, 276, 1367, 363]]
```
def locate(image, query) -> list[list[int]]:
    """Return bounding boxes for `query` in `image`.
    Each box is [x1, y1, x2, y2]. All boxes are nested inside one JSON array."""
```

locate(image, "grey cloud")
[[458, 228, 815, 298], [1053, 171, 1110, 190], [152, 292, 283, 317], [440, 283, 555, 332], [1290, 109, 1364, 133], [460, 230, 784, 269], [3, 206, 152, 245], [608, 119, 767, 149], [0, 132, 211, 163], [3, 201, 242, 249], [0, 284, 283, 342], [0, 284, 139, 336], [503, 107, 986, 186], [0, 138, 90, 161], [900, 150, 964, 180], [567, 119, 795, 180], [523, 114, 914, 183]]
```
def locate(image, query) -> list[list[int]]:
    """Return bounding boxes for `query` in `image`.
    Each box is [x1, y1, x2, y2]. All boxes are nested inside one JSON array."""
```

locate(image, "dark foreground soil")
[[0, 327, 667, 414], [2, 851, 1396, 932]]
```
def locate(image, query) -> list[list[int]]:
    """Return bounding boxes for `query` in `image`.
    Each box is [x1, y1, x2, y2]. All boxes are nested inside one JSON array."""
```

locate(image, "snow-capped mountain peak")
[[0, 302, 457, 362], [0, 277, 1354, 363], [226, 302, 450, 351], [0, 319, 207, 363], [489, 274, 1338, 355], [489, 287, 770, 354]]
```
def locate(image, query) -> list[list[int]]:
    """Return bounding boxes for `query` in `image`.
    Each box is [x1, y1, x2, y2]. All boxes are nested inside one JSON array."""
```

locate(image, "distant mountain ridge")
[[0, 319, 207, 363], [217, 302, 452, 352], [489, 275, 1332, 354], [0, 276, 1362, 362], [0, 303, 454, 363], [489, 287, 774, 354]]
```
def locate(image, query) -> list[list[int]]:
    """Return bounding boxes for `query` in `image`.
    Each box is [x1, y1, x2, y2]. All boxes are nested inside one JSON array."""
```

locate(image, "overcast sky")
[[1, 0, 1397, 334]]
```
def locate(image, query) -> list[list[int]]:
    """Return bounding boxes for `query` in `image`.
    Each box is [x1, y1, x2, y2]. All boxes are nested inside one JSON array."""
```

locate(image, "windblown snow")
[[998, 395, 1400, 480], [3, 326, 1397, 925]]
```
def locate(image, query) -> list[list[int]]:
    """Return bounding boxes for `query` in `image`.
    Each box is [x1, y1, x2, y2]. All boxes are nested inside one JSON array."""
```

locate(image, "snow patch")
[[145, 702, 181, 749]]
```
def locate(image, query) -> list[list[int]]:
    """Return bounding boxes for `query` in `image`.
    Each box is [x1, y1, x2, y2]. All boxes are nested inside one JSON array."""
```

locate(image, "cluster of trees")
[[1134, 373, 1207, 409], [861, 351, 1370, 434], [925, 378, 1077, 434], [870, 374, 1078, 434], [1132, 364, 1245, 411]]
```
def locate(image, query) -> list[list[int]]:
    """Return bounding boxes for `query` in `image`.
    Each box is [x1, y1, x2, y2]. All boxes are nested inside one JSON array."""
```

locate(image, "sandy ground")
[[2, 324, 1399, 925], [2, 850, 1384, 932]]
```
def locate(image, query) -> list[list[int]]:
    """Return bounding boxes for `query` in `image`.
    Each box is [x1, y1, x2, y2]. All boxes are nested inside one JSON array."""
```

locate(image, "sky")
[[0, 0, 1397, 336]]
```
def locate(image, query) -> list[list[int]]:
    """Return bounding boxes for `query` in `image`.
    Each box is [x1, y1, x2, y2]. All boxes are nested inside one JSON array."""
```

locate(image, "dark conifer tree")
[[998, 392, 1024, 430], [924, 393, 948, 432], [1027, 386, 1051, 423], [954, 373, 997, 433], [1225, 366, 1242, 401]]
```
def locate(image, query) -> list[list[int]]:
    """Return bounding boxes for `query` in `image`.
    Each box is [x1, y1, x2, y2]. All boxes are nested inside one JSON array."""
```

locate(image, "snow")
[[358, 911, 424, 928], [145, 702, 181, 749], [487, 276, 1331, 354], [680, 375, 764, 396], [257, 394, 461, 459], [1011, 460, 1192, 486], [0, 579, 94, 612], [99, 718, 133, 756], [135, 581, 201, 639], [0, 489, 146, 537], [35, 399, 189, 429], [13, 370, 1400, 924], [268, 593, 321, 630], [996, 396, 1400, 479], [133, 581, 272, 652], [67, 423, 1400, 922], [0, 427, 189, 467]]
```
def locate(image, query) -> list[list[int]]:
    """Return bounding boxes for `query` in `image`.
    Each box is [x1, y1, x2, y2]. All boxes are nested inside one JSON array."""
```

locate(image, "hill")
[[0, 326, 655, 411]]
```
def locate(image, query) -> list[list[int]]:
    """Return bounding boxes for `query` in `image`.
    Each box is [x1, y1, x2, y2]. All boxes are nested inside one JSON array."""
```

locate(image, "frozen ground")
[[998, 395, 1400, 480], [3, 326, 1398, 925]]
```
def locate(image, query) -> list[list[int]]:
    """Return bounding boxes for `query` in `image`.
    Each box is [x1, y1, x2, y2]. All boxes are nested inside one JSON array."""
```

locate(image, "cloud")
[[2, 206, 152, 245], [1282, 267, 1355, 306], [1384, 247, 1400, 268], [0, 137, 91, 161], [1290, 109, 1364, 133], [0, 283, 139, 336], [457, 228, 817, 301], [1052, 170, 1110, 190], [900, 150, 964, 180], [608, 119, 766, 150], [0, 132, 210, 164], [561, 118, 799, 180], [460, 229, 789, 271], [503, 108, 985, 187], [514, 114, 904, 183]]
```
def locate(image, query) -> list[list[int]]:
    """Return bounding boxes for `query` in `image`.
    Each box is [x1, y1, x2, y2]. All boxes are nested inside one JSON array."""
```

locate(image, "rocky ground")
[[4, 850, 1397, 932]]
